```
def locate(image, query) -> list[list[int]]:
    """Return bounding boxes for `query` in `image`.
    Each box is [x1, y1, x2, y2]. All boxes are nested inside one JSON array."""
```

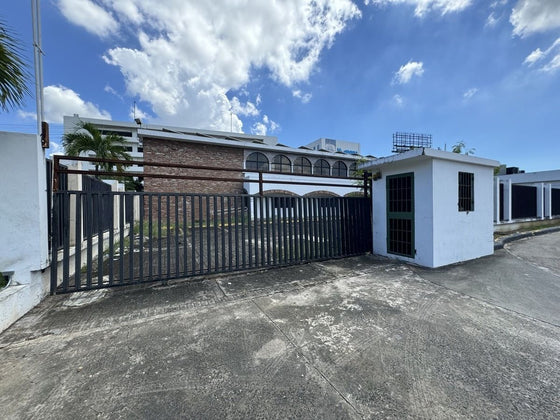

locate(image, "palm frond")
[[0, 21, 30, 111], [62, 121, 133, 174]]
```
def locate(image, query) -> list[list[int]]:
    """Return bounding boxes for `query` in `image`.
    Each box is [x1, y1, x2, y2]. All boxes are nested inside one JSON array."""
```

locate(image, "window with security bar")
[[458, 172, 474, 212]]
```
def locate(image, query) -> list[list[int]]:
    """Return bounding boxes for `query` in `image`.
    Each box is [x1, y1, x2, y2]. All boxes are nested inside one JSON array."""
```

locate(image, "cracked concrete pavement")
[[1, 232, 559, 419]]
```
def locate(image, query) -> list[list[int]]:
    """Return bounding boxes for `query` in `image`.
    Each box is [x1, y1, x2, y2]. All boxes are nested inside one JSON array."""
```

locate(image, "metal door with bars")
[[386, 173, 414, 258]]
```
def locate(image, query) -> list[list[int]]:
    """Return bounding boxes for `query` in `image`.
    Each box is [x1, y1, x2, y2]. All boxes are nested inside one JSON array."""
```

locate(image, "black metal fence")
[[47, 160, 68, 252], [82, 175, 113, 237], [51, 191, 372, 293]]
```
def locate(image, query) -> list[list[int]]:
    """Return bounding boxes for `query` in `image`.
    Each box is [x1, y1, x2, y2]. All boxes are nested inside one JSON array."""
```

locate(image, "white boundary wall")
[[0, 131, 49, 332]]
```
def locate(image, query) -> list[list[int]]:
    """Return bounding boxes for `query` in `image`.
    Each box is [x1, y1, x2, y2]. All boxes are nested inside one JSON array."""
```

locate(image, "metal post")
[[363, 171, 369, 198], [53, 155, 60, 191], [259, 171, 264, 196], [494, 177, 500, 224]]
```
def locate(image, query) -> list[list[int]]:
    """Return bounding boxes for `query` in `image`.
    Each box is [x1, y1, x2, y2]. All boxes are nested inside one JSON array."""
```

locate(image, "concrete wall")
[[0, 131, 49, 332], [432, 160, 495, 267], [372, 155, 495, 268]]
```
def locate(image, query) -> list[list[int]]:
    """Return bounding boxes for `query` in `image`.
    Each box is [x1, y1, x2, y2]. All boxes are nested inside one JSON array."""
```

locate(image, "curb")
[[494, 226, 560, 250]]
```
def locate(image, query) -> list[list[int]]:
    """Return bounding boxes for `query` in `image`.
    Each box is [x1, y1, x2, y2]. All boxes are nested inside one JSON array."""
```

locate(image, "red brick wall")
[[143, 137, 245, 194]]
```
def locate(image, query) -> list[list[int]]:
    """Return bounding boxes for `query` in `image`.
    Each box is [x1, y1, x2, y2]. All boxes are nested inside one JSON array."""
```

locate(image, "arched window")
[[272, 155, 291, 173], [332, 161, 348, 177], [246, 152, 269, 171], [313, 159, 330, 176], [293, 157, 312, 175]]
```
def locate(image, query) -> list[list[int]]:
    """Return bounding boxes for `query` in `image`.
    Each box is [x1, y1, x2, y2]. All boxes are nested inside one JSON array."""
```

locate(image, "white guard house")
[[362, 148, 499, 268]]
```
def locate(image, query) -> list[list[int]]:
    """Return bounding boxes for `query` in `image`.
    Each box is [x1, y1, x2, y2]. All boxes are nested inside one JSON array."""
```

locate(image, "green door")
[[386, 173, 414, 258]]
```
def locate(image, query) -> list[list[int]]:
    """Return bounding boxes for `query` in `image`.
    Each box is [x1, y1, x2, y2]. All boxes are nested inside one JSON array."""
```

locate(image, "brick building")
[[63, 115, 375, 197]]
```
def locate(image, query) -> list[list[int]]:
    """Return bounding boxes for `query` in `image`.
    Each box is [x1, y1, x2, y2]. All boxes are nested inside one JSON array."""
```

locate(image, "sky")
[[1, 0, 559, 172]]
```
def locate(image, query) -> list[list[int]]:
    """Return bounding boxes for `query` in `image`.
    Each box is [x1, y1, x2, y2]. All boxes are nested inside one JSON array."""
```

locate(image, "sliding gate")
[[51, 191, 372, 293]]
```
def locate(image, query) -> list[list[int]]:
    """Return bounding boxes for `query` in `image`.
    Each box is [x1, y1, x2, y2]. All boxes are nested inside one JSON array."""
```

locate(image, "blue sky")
[[1, 0, 559, 172]]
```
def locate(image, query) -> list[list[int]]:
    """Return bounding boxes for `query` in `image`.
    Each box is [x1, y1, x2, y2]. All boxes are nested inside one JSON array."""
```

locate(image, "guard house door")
[[386, 173, 415, 258]]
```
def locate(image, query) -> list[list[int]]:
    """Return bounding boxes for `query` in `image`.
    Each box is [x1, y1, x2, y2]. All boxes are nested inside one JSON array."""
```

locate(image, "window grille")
[[272, 155, 291, 173], [246, 152, 269, 171], [388, 219, 413, 257], [313, 159, 330, 176], [293, 157, 312, 174], [332, 161, 348, 177], [388, 174, 412, 214], [458, 172, 474, 212]]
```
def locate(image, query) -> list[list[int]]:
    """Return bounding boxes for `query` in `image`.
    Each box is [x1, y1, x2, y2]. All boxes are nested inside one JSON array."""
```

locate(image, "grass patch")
[[494, 219, 560, 239]]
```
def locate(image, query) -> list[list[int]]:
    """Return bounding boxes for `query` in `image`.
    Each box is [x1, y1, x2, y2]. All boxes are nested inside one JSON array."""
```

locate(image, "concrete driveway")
[[1, 233, 559, 419]]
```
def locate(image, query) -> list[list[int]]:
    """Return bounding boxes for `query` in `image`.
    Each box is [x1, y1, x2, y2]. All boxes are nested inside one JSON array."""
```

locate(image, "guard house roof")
[[359, 148, 499, 170]]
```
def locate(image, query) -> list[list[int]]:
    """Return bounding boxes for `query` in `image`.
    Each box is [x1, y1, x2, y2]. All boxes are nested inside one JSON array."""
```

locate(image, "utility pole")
[[31, 0, 47, 147]]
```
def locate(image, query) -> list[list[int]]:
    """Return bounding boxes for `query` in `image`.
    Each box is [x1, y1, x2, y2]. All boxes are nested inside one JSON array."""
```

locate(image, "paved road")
[[1, 233, 559, 419]]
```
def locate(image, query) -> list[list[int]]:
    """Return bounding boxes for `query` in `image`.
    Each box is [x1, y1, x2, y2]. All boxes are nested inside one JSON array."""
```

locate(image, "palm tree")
[[63, 121, 132, 176], [452, 141, 475, 156], [0, 20, 29, 111]]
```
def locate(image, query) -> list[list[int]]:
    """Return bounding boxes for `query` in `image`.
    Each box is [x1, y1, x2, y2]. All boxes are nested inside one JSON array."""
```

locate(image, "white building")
[[362, 148, 499, 268], [305, 137, 361, 155], [494, 170, 560, 223], [63, 115, 373, 197]]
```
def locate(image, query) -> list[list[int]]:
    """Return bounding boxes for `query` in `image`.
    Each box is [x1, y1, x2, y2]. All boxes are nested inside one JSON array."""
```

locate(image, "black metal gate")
[[51, 191, 372, 293]]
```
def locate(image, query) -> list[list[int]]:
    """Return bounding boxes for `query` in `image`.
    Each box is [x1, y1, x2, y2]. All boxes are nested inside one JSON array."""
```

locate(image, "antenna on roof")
[[392, 132, 432, 153], [133, 101, 142, 125]]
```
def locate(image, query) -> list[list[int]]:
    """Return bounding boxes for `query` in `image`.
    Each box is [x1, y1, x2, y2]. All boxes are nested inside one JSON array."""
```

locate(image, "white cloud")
[[251, 115, 280, 135], [57, 0, 118, 38], [510, 0, 560, 37], [129, 104, 152, 122], [19, 85, 111, 123], [104, 84, 123, 100], [44, 85, 111, 123], [485, 12, 499, 28], [392, 61, 424, 84], [263, 115, 280, 132], [392, 94, 404, 107], [463, 87, 478, 99], [541, 53, 560, 73], [251, 122, 267, 136], [58, 0, 360, 132], [17, 110, 36, 120], [524, 48, 544, 65], [292, 90, 313, 103], [366, 0, 472, 17], [490, 0, 508, 9], [47, 141, 64, 157], [523, 38, 560, 73], [230, 97, 260, 117]]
